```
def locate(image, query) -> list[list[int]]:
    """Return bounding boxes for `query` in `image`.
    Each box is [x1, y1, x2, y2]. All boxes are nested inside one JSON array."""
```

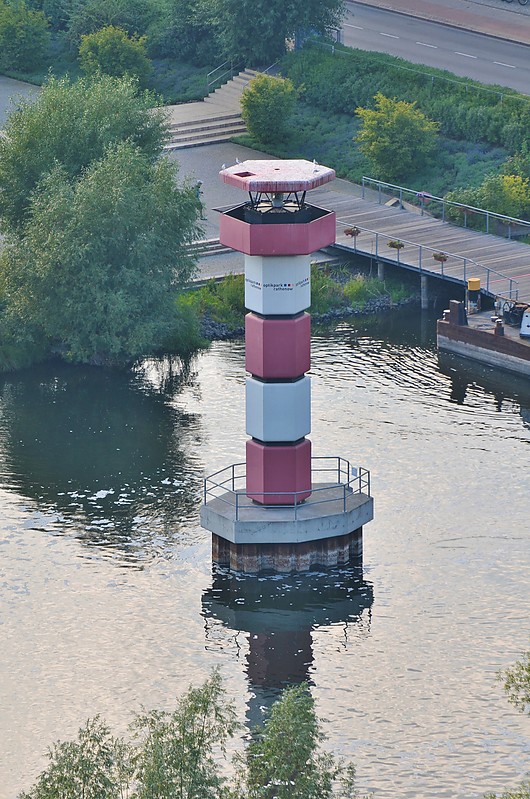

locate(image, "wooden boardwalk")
[[310, 185, 530, 304]]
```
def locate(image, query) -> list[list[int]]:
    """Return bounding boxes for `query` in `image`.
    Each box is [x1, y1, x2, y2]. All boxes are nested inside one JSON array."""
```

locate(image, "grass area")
[[148, 58, 208, 104], [176, 266, 415, 336], [177, 274, 247, 330]]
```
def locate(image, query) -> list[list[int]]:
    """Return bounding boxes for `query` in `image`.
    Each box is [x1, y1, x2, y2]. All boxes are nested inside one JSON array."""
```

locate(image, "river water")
[[1, 308, 529, 799]]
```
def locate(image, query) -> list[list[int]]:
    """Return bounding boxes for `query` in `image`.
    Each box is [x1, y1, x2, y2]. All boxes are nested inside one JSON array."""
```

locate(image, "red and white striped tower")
[[221, 160, 335, 506], [201, 159, 373, 572]]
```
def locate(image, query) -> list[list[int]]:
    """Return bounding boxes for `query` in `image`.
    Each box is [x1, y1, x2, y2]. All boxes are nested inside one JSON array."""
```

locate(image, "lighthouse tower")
[[200, 159, 373, 573]]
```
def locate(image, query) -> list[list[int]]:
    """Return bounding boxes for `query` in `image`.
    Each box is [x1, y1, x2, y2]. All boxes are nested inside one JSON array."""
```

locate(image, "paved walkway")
[[0, 75, 38, 127], [349, 0, 530, 45]]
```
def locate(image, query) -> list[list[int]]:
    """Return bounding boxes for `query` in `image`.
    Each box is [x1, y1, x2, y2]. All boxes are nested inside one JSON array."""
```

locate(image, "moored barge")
[[437, 292, 530, 379]]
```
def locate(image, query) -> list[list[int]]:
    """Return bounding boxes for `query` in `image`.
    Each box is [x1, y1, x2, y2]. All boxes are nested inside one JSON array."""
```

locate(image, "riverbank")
[[195, 267, 420, 342]]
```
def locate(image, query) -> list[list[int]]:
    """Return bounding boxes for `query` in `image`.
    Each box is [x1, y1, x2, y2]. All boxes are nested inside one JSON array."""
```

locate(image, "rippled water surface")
[[1, 309, 529, 799]]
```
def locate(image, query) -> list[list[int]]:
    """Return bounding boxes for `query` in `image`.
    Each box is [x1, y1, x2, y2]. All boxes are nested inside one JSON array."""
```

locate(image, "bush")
[[355, 92, 439, 182], [445, 172, 530, 222], [0, 0, 50, 72], [241, 74, 297, 144], [79, 25, 151, 83]]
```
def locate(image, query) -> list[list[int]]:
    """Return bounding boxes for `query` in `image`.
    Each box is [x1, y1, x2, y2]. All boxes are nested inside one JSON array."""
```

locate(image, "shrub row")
[[281, 47, 530, 153]]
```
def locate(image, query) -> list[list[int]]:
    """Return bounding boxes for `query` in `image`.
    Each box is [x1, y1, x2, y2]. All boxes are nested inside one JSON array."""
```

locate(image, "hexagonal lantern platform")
[[200, 159, 374, 573]]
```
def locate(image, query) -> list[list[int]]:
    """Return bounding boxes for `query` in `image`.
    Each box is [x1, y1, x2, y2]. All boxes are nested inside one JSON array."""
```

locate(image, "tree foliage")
[[231, 683, 357, 799], [18, 717, 133, 799], [133, 671, 239, 799], [66, 0, 157, 46], [146, 0, 221, 64], [79, 25, 151, 82], [500, 648, 530, 716], [355, 92, 439, 181], [484, 648, 530, 799], [0, 73, 200, 367], [485, 783, 530, 799], [240, 74, 297, 144], [445, 171, 530, 222], [0, 0, 50, 71], [216, 0, 345, 64], [0, 73, 168, 232], [0, 141, 199, 365], [19, 677, 362, 799]]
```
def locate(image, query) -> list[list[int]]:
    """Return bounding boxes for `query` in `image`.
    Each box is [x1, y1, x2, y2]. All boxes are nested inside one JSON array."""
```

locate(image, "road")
[[343, 3, 530, 94]]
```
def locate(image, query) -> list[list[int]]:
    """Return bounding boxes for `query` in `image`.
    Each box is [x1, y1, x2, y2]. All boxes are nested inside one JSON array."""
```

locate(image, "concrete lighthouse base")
[[201, 480, 374, 574], [212, 528, 364, 573]]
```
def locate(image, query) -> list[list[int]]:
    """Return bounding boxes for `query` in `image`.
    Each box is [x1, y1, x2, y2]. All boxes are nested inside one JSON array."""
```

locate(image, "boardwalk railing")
[[361, 177, 530, 240], [337, 221, 519, 300]]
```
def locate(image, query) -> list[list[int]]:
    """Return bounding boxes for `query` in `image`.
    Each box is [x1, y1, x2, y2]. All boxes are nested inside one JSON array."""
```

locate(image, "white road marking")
[[455, 51, 477, 58], [344, 23, 364, 29], [494, 61, 516, 68], [416, 42, 437, 48], [380, 32, 399, 38]]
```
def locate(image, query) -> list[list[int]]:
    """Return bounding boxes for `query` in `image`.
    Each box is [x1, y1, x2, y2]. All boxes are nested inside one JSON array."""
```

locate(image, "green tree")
[[133, 671, 239, 799], [18, 717, 133, 799], [0, 73, 168, 232], [79, 25, 151, 82], [484, 647, 530, 799], [0, 141, 200, 365], [240, 74, 297, 144], [500, 648, 530, 716], [231, 684, 358, 799], [0, 0, 50, 72], [147, 0, 221, 64], [216, 0, 345, 64], [66, 0, 156, 46], [355, 92, 439, 182]]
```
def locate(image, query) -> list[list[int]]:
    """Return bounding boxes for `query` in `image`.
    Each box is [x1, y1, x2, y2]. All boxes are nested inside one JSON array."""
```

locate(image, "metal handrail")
[[203, 457, 370, 521], [361, 176, 530, 238], [337, 220, 519, 300], [206, 59, 244, 94]]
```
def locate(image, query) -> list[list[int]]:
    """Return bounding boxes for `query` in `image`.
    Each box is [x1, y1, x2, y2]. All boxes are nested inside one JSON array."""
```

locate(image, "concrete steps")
[[190, 238, 234, 257], [164, 69, 258, 151]]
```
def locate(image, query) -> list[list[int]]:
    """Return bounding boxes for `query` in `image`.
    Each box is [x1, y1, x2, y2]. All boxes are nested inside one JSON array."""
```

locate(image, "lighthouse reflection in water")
[[202, 565, 374, 727]]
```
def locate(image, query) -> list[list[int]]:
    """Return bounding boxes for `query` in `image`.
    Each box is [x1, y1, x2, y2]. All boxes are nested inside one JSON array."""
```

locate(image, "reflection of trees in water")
[[202, 565, 374, 727], [0, 357, 204, 564]]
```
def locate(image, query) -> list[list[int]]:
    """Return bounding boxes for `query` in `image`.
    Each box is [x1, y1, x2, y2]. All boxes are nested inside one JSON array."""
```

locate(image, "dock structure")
[[309, 184, 530, 303], [195, 182, 530, 305], [438, 300, 530, 378], [200, 159, 373, 573]]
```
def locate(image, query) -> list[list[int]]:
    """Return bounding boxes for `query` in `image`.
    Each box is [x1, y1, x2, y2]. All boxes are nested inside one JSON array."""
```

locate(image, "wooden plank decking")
[[310, 186, 530, 304]]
